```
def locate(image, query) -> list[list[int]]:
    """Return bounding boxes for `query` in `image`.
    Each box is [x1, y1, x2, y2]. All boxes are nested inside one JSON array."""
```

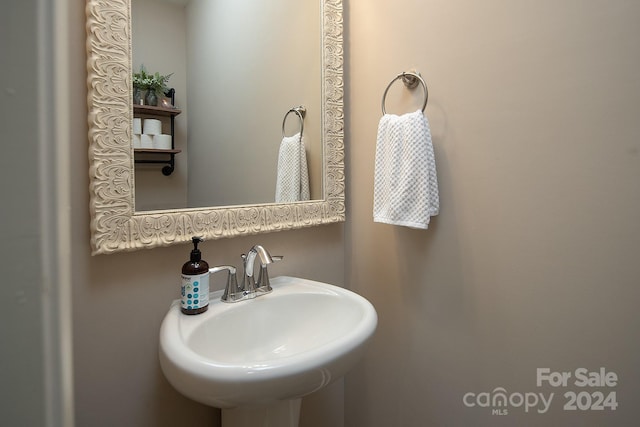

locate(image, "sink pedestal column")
[[221, 399, 302, 427]]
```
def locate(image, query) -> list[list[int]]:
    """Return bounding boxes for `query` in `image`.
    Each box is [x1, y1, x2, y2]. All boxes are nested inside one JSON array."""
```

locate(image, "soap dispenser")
[[181, 236, 209, 315]]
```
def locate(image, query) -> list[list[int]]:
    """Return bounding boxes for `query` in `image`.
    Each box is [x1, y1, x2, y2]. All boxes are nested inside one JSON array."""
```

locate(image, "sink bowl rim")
[[159, 276, 378, 383]]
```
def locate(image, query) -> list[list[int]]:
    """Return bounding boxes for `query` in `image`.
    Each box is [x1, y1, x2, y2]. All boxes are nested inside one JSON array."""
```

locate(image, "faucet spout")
[[245, 245, 274, 275], [242, 245, 276, 296]]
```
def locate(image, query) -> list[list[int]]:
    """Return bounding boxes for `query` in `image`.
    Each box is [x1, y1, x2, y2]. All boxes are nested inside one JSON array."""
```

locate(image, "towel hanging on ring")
[[374, 72, 439, 229], [275, 106, 310, 202]]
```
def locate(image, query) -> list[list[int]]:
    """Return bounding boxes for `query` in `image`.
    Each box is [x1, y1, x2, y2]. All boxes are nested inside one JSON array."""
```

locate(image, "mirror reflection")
[[131, 0, 322, 211]]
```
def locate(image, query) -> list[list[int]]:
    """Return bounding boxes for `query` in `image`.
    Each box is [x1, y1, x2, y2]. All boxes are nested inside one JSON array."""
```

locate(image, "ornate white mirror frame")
[[86, 0, 344, 255]]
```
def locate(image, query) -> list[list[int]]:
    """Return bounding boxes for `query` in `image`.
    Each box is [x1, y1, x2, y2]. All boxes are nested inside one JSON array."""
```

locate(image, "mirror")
[[86, 0, 344, 255], [131, 0, 323, 210]]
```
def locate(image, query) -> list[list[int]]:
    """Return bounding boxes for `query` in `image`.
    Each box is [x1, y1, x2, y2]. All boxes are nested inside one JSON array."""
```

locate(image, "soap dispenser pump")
[[181, 236, 210, 315]]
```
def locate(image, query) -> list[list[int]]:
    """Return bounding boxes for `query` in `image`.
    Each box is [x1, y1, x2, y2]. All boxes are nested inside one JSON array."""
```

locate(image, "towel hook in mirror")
[[381, 71, 428, 115], [282, 106, 306, 138]]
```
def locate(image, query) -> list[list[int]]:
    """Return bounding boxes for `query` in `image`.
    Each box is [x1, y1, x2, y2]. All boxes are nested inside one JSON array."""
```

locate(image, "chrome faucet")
[[218, 245, 283, 303]]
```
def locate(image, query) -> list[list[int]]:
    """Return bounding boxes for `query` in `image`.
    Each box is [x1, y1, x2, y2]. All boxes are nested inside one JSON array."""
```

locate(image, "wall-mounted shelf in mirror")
[[133, 104, 182, 117], [134, 148, 182, 176], [134, 149, 182, 153], [133, 92, 182, 176]]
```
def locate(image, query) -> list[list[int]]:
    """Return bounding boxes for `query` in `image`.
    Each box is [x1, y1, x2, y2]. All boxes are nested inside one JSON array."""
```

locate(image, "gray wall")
[[345, 1, 640, 426], [2, 0, 73, 425], [1, 0, 45, 424]]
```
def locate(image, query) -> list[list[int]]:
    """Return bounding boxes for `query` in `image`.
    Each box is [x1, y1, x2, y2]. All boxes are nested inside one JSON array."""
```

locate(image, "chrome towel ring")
[[381, 71, 428, 115], [282, 106, 306, 138]]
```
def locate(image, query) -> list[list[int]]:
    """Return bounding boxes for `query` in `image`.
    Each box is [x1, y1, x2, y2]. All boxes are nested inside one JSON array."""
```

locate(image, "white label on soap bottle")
[[181, 272, 209, 310]]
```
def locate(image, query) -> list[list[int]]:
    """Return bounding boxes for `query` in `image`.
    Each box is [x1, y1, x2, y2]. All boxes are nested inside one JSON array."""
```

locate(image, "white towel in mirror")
[[275, 132, 310, 203]]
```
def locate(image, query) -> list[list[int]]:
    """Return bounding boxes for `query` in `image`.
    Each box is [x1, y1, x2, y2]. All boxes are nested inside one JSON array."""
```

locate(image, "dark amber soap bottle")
[[180, 237, 209, 315]]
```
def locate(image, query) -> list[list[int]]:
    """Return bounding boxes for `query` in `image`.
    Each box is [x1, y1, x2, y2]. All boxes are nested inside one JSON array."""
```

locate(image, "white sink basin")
[[159, 276, 377, 410]]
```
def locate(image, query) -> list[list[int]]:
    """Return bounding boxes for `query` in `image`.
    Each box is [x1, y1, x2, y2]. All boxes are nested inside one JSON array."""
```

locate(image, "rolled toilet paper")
[[143, 118, 162, 135], [153, 134, 172, 150], [140, 134, 154, 149], [132, 118, 142, 134], [132, 134, 141, 148]]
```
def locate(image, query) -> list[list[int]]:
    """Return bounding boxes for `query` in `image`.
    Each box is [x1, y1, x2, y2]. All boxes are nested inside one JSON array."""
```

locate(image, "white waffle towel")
[[275, 132, 310, 202], [373, 109, 439, 229]]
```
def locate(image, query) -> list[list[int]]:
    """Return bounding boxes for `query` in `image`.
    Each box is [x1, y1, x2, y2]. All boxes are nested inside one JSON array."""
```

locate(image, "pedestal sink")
[[159, 276, 377, 427]]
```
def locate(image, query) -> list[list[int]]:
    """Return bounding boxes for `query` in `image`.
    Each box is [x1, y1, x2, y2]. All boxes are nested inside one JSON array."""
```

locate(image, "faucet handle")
[[256, 255, 283, 293], [211, 266, 241, 303]]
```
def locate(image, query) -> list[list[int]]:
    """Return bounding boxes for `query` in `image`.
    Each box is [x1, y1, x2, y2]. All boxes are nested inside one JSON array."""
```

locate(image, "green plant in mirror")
[[133, 64, 173, 97]]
